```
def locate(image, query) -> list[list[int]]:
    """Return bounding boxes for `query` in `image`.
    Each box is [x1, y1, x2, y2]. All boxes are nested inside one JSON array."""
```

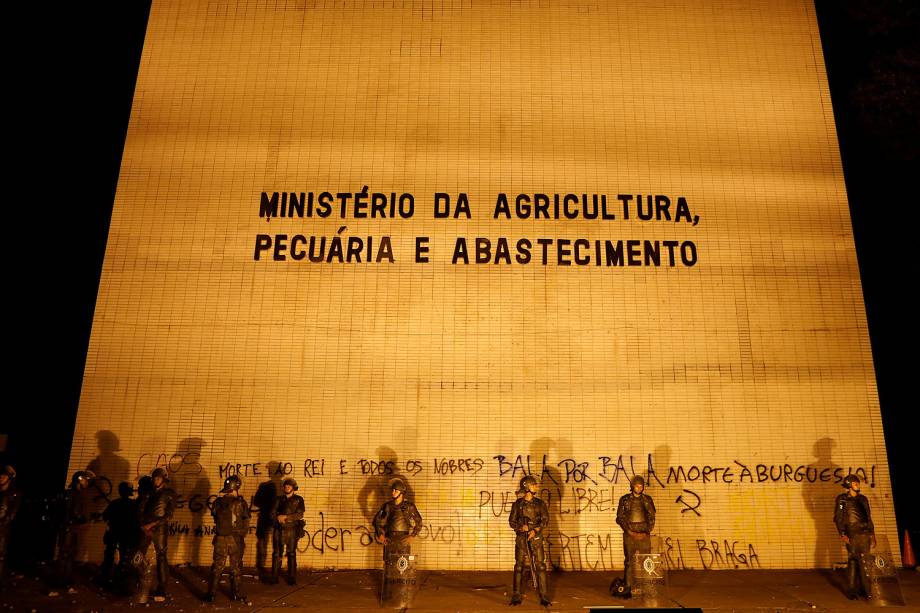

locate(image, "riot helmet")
[[518, 475, 538, 495], [71, 470, 95, 489], [630, 474, 645, 494], [388, 477, 407, 497], [222, 474, 242, 493]]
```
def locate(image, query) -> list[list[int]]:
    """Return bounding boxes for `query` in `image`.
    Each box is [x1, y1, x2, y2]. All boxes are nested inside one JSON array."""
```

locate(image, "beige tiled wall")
[[69, 0, 896, 571]]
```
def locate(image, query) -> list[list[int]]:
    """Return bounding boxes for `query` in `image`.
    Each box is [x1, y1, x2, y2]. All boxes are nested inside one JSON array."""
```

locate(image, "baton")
[[525, 535, 539, 591]]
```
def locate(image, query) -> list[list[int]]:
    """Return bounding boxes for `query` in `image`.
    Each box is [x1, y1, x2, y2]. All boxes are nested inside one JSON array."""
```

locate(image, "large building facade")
[[68, 0, 895, 571]]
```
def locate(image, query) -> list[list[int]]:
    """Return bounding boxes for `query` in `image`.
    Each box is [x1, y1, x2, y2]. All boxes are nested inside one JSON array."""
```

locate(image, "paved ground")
[[1, 565, 918, 612]]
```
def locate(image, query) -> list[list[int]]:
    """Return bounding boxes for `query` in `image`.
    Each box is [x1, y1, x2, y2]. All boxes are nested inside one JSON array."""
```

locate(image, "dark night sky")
[[7, 2, 918, 544]]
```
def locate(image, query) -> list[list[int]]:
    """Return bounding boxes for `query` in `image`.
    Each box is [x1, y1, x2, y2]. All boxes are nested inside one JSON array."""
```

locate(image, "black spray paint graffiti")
[[494, 454, 876, 490], [212, 458, 428, 479], [146, 453, 877, 492], [162, 510, 761, 572], [478, 486, 625, 518], [125, 453, 880, 528], [543, 533, 760, 572], [433, 458, 485, 476], [136, 452, 204, 480], [109, 451, 876, 573], [661, 536, 761, 571], [675, 490, 701, 516], [121, 451, 881, 535], [666, 461, 877, 488], [491, 453, 878, 518], [494, 454, 666, 488], [83, 476, 215, 519]]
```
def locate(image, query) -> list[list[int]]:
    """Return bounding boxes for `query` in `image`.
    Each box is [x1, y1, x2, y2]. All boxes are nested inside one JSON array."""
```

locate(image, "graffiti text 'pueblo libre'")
[[254, 191, 700, 267]]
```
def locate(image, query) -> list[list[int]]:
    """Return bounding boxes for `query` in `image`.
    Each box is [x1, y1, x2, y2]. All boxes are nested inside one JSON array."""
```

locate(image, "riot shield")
[[380, 550, 419, 609], [630, 552, 669, 607], [132, 543, 154, 604], [859, 549, 906, 606]]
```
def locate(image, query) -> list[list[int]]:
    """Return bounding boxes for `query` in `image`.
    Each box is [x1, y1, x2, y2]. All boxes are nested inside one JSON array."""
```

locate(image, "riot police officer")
[[374, 478, 422, 549], [374, 477, 422, 601], [140, 467, 175, 598], [615, 475, 656, 598], [508, 475, 550, 606], [58, 470, 94, 590], [834, 474, 875, 600], [205, 475, 251, 603], [271, 477, 305, 585], [0, 465, 21, 586]]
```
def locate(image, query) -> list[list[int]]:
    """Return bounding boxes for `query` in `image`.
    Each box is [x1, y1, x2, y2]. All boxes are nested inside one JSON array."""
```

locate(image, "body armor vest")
[[628, 499, 647, 524], [212, 496, 249, 536], [845, 498, 868, 525], [142, 487, 176, 523], [835, 493, 872, 535], [388, 503, 411, 532], [375, 500, 422, 536], [275, 494, 305, 527]]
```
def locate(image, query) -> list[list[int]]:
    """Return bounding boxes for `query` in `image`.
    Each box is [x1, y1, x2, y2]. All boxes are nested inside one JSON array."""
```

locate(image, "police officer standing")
[[99, 481, 139, 583], [140, 467, 175, 599], [58, 470, 94, 591], [271, 477, 305, 585], [374, 477, 422, 601], [615, 475, 656, 599], [0, 465, 22, 586], [508, 475, 550, 607], [834, 474, 875, 600], [205, 475, 251, 603]]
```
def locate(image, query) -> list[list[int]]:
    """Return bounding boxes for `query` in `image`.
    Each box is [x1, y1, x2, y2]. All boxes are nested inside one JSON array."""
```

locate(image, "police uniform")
[[834, 478, 874, 599], [206, 476, 251, 602], [57, 471, 94, 588], [271, 479, 305, 585], [374, 498, 422, 560], [615, 479, 656, 593], [508, 476, 550, 606], [374, 481, 422, 601], [140, 470, 176, 596]]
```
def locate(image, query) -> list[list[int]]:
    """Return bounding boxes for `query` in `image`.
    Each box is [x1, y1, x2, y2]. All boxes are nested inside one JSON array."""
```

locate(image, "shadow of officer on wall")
[[168, 438, 210, 566], [87, 431, 131, 488], [86, 431, 132, 558], [252, 461, 283, 581], [530, 436, 577, 603], [802, 437, 842, 569]]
